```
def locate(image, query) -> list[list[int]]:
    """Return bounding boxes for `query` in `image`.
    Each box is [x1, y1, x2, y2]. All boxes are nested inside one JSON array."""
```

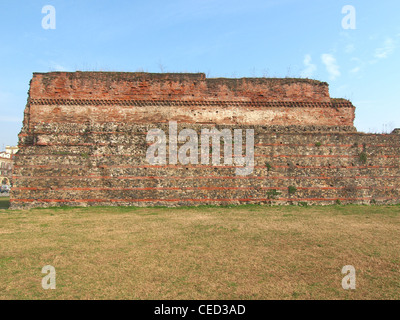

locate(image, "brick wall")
[[29, 72, 331, 102], [10, 72, 400, 208]]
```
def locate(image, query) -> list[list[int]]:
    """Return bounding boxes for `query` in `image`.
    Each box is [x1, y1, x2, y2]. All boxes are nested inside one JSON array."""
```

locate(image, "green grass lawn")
[[0, 204, 399, 300]]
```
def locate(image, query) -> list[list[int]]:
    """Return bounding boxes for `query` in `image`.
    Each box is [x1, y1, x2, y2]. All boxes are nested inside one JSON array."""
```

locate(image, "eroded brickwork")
[[10, 72, 400, 208]]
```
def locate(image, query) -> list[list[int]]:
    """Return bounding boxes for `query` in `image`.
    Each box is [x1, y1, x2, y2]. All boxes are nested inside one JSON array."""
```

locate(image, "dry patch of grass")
[[0, 204, 399, 300]]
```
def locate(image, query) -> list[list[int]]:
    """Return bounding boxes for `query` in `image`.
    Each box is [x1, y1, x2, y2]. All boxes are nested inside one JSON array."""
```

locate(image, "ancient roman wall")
[[10, 72, 400, 208]]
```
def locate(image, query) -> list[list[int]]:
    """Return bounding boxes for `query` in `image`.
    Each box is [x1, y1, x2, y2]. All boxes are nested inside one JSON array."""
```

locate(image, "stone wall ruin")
[[10, 72, 400, 208]]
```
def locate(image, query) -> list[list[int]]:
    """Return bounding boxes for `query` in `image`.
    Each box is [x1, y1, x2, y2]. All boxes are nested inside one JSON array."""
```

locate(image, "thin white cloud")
[[374, 37, 396, 59], [321, 54, 341, 80], [300, 54, 317, 78], [349, 57, 363, 74], [348, 57, 362, 75], [350, 66, 361, 74], [49, 61, 69, 71], [0, 116, 22, 123], [345, 43, 355, 54]]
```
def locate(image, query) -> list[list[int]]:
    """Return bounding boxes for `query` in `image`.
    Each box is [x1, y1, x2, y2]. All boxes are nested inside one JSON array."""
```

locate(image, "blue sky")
[[1, 0, 399, 147]]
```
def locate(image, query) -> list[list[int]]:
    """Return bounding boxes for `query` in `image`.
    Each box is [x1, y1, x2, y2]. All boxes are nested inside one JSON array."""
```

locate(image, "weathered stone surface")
[[29, 72, 330, 102], [10, 72, 400, 208]]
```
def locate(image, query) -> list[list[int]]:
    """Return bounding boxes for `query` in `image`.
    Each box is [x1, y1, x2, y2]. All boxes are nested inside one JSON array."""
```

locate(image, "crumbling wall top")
[[29, 72, 331, 102]]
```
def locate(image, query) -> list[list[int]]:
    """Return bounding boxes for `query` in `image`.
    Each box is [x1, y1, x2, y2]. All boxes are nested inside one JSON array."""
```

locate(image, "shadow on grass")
[[11, 201, 400, 215], [0, 197, 10, 209]]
